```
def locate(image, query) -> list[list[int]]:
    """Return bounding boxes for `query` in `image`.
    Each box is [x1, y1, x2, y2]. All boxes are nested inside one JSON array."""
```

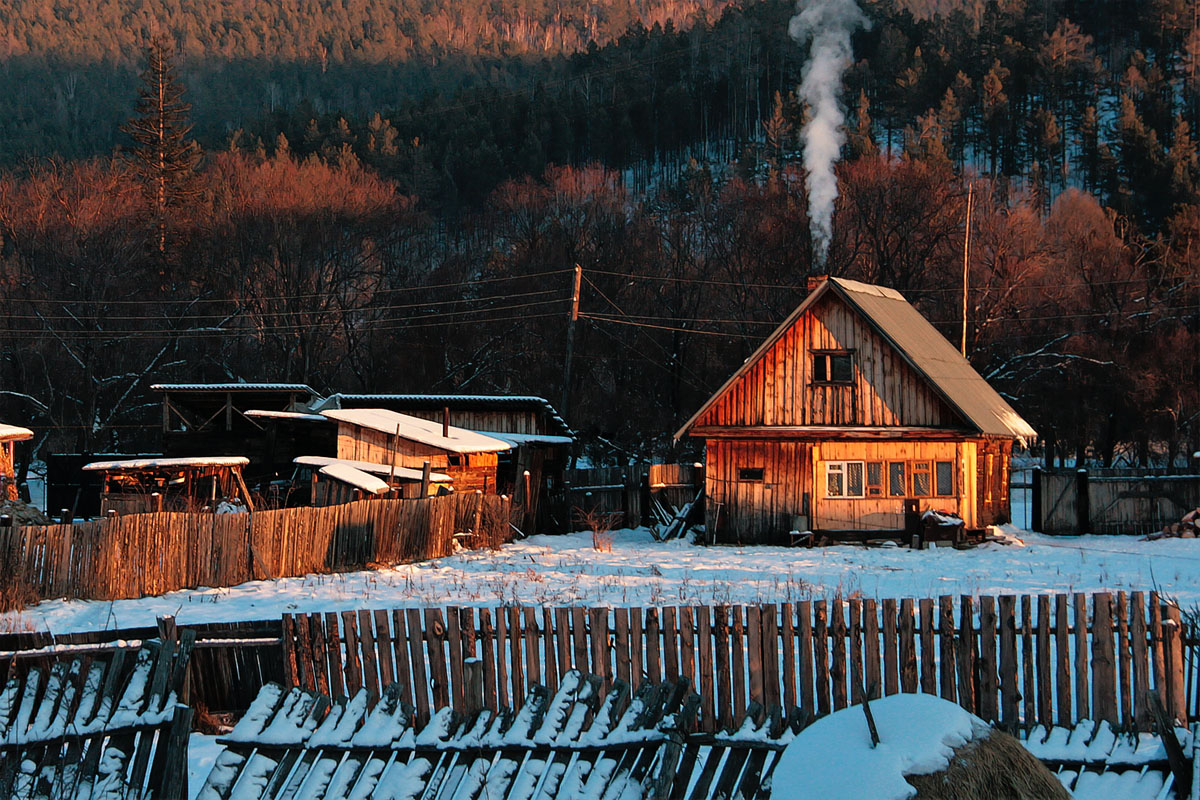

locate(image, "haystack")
[[0, 498, 50, 525], [770, 693, 1069, 800]]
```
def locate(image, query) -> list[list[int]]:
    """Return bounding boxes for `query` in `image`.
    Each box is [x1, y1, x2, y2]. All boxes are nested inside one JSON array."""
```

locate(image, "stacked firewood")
[[1145, 507, 1200, 540]]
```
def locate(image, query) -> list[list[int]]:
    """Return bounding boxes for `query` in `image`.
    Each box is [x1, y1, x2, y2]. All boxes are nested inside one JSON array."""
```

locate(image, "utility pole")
[[561, 264, 583, 418], [961, 182, 974, 357]]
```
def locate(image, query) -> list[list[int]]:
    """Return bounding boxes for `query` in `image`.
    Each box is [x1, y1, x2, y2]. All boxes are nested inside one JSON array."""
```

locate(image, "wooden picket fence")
[[282, 591, 1189, 734], [0, 493, 512, 609]]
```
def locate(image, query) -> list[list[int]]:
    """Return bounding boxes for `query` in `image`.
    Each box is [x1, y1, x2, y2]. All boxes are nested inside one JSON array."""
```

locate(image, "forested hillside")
[[0, 0, 1196, 469]]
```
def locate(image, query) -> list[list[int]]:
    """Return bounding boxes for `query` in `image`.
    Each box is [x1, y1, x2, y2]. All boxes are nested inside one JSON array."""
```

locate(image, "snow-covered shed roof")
[[293, 456, 452, 483], [0, 424, 33, 442], [315, 393, 574, 438], [676, 277, 1037, 445], [82, 456, 251, 472], [244, 410, 330, 423], [317, 464, 391, 495], [320, 409, 513, 454]]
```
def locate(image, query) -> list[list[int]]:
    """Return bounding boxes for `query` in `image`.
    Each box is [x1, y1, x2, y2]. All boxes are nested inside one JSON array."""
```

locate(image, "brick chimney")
[[807, 274, 829, 292]]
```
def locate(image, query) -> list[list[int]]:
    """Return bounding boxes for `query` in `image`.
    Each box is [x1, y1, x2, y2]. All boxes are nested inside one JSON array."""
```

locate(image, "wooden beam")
[[692, 426, 978, 441]]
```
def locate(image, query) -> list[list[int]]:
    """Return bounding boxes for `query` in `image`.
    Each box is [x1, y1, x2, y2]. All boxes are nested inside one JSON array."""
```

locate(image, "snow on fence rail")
[[200, 672, 783, 800], [281, 592, 1190, 735], [0, 494, 512, 610], [0, 634, 194, 799]]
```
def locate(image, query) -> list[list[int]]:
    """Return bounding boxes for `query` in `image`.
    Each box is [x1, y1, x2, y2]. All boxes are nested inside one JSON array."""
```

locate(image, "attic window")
[[812, 351, 854, 384]]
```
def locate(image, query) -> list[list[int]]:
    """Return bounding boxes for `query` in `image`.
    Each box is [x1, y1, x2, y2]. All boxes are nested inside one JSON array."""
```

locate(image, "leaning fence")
[[0, 493, 512, 609], [281, 591, 1191, 734]]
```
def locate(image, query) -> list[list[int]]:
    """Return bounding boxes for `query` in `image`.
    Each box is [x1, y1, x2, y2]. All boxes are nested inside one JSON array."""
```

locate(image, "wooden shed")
[[675, 277, 1036, 544], [82, 456, 254, 516], [0, 423, 33, 502], [152, 383, 333, 486], [316, 394, 574, 531], [320, 408, 513, 494]]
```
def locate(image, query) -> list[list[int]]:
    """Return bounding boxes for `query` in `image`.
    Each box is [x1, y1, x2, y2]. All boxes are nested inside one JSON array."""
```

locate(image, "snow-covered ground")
[[9, 527, 1200, 636]]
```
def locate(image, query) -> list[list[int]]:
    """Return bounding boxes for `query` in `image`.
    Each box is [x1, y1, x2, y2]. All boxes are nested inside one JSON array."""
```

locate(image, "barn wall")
[[705, 439, 813, 545], [697, 294, 956, 429]]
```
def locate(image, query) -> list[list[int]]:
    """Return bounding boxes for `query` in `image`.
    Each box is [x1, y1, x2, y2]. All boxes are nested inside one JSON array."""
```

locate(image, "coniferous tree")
[[123, 36, 201, 261]]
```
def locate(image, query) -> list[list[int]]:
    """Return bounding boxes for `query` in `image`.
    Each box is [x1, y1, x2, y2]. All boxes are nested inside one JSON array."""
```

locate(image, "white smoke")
[[789, 0, 869, 267]]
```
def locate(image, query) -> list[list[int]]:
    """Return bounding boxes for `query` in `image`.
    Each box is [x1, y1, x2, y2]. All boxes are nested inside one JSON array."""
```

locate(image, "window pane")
[[889, 463, 906, 496], [913, 470, 931, 497], [739, 467, 764, 482], [847, 462, 864, 496], [813, 354, 828, 382], [866, 461, 882, 495], [936, 462, 954, 495], [831, 354, 854, 382], [827, 463, 844, 496]]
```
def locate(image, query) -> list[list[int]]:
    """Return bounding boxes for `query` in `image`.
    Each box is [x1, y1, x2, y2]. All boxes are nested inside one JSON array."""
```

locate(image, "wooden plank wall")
[[704, 440, 811, 543], [696, 293, 956, 429], [1037, 470, 1200, 535], [0, 493, 512, 610], [282, 591, 1188, 734]]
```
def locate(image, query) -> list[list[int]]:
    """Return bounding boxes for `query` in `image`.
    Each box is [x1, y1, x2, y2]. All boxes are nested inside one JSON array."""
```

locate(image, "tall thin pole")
[[961, 182, 974, 357], [561, 264, 583, 417]]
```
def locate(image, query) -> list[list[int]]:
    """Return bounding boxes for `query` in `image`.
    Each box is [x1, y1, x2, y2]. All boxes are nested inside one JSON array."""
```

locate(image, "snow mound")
[[771, 693, 991, 800]]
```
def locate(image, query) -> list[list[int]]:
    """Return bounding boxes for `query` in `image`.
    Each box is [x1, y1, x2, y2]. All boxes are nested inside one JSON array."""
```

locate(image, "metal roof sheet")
[[320, 409, 513, 454], [151, 383, 317, 394], [315, 393, 573, 437], [293, 456, 452, 483], [675, 277, 1036, 444]]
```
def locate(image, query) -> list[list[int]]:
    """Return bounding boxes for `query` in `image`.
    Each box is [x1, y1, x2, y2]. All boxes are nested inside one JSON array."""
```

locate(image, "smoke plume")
[[789, 0, 869, 267]]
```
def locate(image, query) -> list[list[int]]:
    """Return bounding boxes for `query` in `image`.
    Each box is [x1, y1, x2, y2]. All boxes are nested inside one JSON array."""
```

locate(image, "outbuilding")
[[675, 277, 1036, 544]]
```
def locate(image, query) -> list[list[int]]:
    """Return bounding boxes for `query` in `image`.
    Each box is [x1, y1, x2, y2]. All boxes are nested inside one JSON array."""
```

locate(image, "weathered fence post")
[[1075, 469, 1090, 535], [1031, 467, 1042, 532]]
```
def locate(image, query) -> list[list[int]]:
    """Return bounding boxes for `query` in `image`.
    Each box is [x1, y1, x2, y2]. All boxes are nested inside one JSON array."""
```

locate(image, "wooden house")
[[675, 278, 1037, 544], [316, 394, 574, 531], [0, 424, 33, 502], [320, 409, 513, 494]]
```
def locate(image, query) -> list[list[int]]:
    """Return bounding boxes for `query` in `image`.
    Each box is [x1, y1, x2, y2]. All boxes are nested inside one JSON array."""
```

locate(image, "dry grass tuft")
[[906, 727, 1071, 800]]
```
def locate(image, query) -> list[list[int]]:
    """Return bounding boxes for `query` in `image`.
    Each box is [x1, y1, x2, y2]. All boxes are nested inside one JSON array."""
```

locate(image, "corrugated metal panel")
[[834, 278, 1037, 444], [150, 383, 317, 393]]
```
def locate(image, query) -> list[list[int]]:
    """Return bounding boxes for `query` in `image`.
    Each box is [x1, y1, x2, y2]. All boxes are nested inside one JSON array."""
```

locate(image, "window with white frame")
[[825, 461, 866, 498]]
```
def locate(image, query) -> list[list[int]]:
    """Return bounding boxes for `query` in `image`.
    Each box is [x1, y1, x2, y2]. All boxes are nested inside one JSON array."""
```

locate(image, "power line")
[[1, 268, 573, 306]]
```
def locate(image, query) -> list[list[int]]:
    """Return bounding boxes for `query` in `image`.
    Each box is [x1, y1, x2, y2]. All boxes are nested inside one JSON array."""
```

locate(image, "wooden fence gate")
[[281, 591, 1189, 735], [1033, 468, 1200, 535]]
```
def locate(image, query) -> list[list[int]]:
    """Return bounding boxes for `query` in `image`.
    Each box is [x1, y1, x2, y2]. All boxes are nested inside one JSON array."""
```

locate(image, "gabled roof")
[[675, 277, 1036, 444], [320, 409, 513, 454]]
